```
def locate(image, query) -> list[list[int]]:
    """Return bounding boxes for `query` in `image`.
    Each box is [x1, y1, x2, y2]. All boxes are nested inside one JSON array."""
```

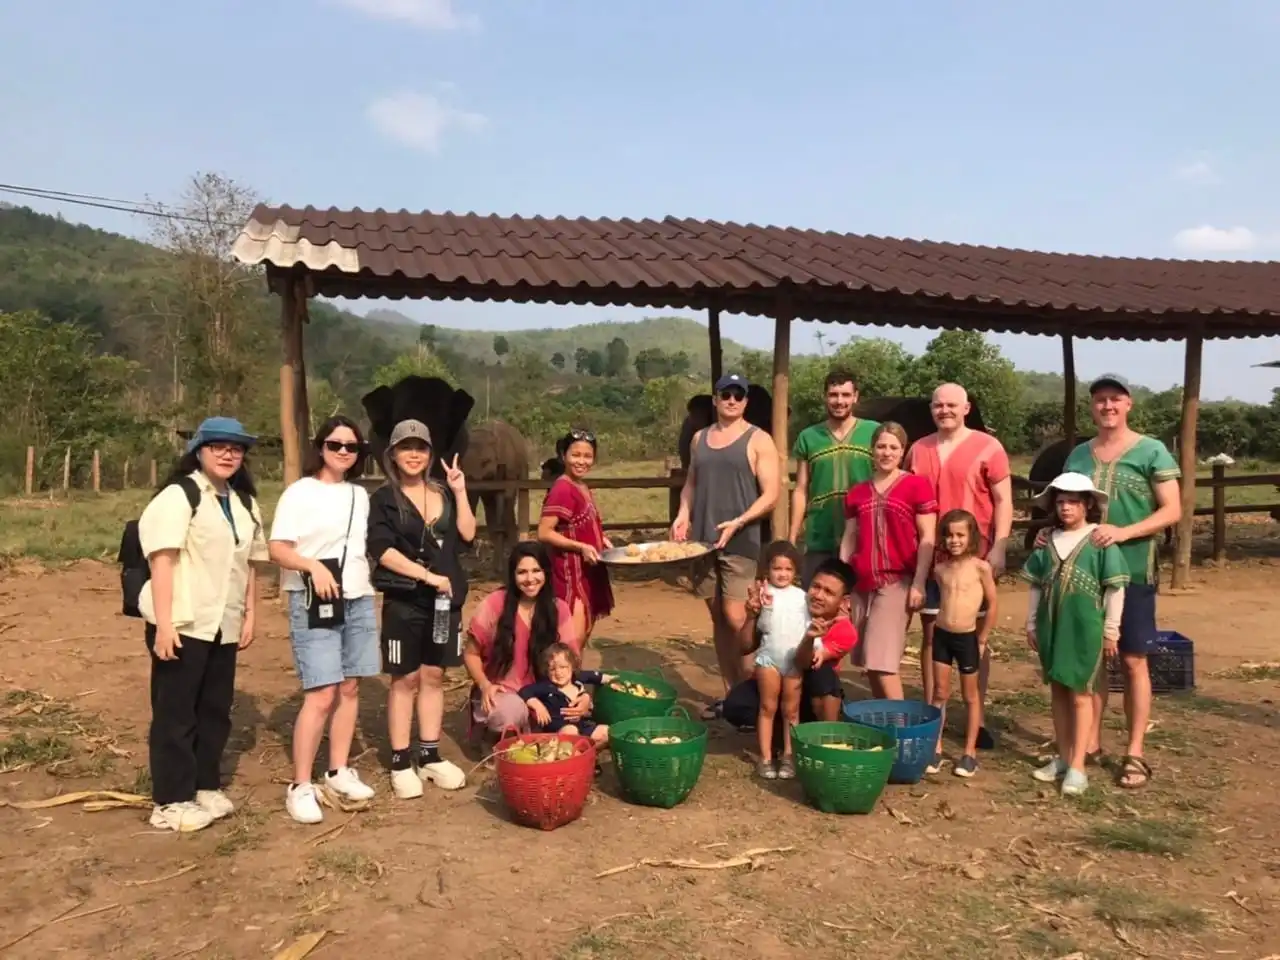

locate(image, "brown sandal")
[[1117, 755, 1152, 789]]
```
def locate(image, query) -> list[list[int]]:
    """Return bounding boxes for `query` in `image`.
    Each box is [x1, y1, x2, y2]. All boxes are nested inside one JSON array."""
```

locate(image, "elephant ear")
[[361, 385, 395, 444], [687, 394, 713, 417], [440, 388, 476, 452]]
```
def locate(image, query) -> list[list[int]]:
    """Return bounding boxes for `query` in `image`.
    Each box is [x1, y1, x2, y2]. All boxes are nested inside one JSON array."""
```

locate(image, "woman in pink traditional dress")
[[537, 428, 615, 646]]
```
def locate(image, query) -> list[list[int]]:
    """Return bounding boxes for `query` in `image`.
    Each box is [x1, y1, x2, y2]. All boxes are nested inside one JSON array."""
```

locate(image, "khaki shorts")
[[691, 553, 758, 602]]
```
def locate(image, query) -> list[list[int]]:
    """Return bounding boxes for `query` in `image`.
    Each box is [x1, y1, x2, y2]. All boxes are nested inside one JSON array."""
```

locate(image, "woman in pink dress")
[[463, 542, 580, 737], [839, 422, 938, 700], [537, 429, 615, 646]]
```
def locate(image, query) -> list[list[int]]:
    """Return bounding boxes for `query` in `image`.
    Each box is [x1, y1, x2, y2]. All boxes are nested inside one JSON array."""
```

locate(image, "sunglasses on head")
[[718, 388, 746, 402], [567, 429, 596, 444], [323, 440, 363, 454]]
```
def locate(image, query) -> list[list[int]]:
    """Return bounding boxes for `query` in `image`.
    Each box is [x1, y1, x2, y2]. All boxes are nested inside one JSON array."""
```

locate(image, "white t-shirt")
[[269, 478, 373, 598]]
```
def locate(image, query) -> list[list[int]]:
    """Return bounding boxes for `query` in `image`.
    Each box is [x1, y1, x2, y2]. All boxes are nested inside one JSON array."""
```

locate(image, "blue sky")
[[4, 0, 1280, 400]]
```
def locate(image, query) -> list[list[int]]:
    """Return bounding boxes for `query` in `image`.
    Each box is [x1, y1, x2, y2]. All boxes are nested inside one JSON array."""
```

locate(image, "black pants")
[[146, 625, 237, 806], [723, 675, 833, 751]]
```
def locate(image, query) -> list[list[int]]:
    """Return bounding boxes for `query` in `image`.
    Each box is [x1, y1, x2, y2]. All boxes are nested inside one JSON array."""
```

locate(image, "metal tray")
[[599, 540, 713, 566]]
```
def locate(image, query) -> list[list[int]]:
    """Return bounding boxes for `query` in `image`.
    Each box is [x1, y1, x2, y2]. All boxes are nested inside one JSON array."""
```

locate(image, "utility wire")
[[0, 182, 245, 227]]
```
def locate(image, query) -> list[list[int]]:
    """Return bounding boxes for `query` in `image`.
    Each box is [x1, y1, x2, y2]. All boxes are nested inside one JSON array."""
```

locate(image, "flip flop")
[[1117, 755, 1153, 789]]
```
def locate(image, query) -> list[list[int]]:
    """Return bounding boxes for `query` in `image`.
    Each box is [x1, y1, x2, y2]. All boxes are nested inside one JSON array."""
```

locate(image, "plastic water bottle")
[[432, 589, 451, 646]]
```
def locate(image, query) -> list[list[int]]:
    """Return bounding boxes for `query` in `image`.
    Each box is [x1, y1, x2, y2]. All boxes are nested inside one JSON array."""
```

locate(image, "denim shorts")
[[286, 592, 380, 690]]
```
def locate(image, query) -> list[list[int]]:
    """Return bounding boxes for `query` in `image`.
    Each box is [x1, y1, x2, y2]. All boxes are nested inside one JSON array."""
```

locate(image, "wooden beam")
[[708, 306, 723, 384], [280, 281, 303, 484], [1171, 329, 1203, 588], [292, 278, 312, 448], [1061, 332, 1076, 448], [771, 304, 792, 538]]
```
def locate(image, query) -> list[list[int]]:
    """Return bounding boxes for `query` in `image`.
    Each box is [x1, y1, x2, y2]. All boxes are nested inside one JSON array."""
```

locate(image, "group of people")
[[676, 369, 1180, 794], [134, 415, 616, 831], [132, 364, 1179, 831]]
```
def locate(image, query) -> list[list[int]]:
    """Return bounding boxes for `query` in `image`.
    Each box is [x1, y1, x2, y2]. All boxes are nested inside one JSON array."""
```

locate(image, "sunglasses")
[[323, 440, 363, 454], [718, 388, 746, 402], [567, 429, 596, 444]]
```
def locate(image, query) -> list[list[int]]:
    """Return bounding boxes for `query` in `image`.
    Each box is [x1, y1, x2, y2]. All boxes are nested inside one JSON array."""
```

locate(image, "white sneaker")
[[1032, 757, 1069, 783], [324, 767, 376, 802], [286, 782, 325, 824], [195, 789, 235, 820], [150, 801, 214, 833], [391, 767, 423, 799], [419, 759, 466, 791]]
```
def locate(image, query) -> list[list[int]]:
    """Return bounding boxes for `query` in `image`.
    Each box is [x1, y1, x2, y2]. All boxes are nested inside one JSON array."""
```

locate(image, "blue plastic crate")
[[1107, 630, 1194, 693]]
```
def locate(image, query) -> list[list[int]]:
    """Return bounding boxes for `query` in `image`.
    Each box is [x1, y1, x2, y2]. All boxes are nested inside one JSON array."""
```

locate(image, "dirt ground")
[[2, 556, 1280, 959]]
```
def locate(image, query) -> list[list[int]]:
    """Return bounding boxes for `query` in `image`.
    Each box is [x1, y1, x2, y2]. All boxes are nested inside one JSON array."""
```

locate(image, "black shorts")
[[803, 661, 844, 700], [932, 627, 980, 675], [1119, 582, 1159, 656], [380, 598, 463, 675]]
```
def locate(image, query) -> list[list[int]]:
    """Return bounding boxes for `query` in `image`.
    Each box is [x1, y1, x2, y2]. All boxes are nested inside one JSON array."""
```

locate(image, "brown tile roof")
[[232, 205, 1280, 339]]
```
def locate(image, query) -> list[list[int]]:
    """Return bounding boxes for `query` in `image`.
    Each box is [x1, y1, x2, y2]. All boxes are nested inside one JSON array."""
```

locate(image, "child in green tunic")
[[1020, 473, 1129, 797]]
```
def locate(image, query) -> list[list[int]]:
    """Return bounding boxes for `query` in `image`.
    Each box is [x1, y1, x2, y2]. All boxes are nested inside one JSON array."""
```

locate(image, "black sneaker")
[[954, 755, 978, 778], [976, 726, 996, 750]]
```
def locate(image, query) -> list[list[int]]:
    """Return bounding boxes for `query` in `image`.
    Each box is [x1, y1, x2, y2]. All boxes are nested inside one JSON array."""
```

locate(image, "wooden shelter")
[[232, 207, 1280, 588]]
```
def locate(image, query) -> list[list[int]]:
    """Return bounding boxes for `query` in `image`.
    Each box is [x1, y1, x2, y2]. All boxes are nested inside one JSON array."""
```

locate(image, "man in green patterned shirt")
[[1062, 373, 1181, 789], [790, 369, 878, 584]]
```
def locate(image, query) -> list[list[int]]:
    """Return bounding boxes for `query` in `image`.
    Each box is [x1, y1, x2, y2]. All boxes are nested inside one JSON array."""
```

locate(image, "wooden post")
[[292, 279, 312, 458], [123, 458, 131, 489], [516, 484, 531, 540], [1171, 330, 1203, 589], [149, 459, 158, 487], [1211, 463, 1226, 562], [708, 306, 723, 385], [92, 450, 101, 493], [24, 446, 34, 496], [1061, 332, 1077, 449], [770, 304, 792, 539], [666, 460, 684, 526], [280, 279, 303, 485], [62, 447, 71, 492]]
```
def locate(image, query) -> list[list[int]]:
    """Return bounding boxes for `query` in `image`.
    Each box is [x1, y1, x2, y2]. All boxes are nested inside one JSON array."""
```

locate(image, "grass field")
[[2, 458, 1277, 564]]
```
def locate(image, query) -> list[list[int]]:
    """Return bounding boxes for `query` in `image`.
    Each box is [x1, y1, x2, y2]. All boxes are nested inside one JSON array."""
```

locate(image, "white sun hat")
[[1032, 471, 1109, 512]]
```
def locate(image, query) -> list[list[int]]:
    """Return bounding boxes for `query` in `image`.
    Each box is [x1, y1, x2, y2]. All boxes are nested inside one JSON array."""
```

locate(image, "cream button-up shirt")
[[138, 471, 269, 643]]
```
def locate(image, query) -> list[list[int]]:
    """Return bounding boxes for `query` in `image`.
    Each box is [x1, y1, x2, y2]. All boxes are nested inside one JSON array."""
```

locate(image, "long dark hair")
[[159, 450, 258, 500], [302, 415, 368, 478], [1049, 491, 1104, 528], [488, 542, 560, 681]]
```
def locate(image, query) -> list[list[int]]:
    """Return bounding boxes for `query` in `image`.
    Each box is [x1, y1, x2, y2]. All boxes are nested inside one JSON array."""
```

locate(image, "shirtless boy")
[[928, 509, 998, 778]]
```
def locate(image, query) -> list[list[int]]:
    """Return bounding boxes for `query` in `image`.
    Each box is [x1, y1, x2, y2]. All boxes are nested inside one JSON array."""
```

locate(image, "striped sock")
[[418, 740, 440, 765]]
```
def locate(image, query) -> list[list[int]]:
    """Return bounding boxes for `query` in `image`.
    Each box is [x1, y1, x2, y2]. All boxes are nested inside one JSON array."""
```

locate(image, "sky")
[[3, 0, 1280, 400]]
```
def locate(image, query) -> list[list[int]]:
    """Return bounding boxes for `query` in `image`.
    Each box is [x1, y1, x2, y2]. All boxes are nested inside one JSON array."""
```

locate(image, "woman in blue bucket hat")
[[135, 416, 269, 832]]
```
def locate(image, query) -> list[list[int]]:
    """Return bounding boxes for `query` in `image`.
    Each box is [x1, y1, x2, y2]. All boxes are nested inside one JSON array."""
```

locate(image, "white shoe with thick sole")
[[419, 759, 466, 791], [195, 789, 235, 820], [286, 783, 325, 824], [391, 767, 424, 799], [324, 767, 376, 802], [150, 801, 214, 833]]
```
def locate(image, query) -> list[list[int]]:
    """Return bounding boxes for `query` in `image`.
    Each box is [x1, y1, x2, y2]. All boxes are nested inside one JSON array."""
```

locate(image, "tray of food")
[[600, 540, 714, 566]]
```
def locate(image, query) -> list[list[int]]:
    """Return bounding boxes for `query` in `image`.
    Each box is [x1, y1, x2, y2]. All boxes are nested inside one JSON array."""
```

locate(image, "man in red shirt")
[[905, 383, 1013, 751]]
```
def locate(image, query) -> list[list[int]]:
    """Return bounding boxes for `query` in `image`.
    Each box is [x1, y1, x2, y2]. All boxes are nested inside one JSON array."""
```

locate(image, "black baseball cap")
[[714, 373, 750, 393], [1089, 373, 1131, 396]]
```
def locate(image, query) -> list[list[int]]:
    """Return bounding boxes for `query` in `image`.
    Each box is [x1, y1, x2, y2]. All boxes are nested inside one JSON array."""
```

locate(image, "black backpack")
[[117, 477, 254, 618]]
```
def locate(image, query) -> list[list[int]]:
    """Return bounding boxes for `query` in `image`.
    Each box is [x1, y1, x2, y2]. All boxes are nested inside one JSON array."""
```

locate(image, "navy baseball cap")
[[714, 373, 750, 393], [1089, 373, 1131, 396]]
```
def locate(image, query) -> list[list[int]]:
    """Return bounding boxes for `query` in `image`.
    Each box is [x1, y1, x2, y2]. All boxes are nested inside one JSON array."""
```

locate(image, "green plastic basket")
[[593, 669, 678, 725], [791, 721, 896, 814], [608, 707, 708, 808]]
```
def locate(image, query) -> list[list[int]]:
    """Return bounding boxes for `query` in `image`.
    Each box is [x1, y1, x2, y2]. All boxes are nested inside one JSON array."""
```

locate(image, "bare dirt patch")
[[1, 561, 1279, 958]]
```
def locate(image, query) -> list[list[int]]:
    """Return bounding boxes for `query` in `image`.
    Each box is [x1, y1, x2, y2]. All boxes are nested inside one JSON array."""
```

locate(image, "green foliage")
[[634, 347, 692, 381], [371, 347, 456, 389], [492, 334, 510, 357], [604, 336, 630, 377], [905, 330, 1024, 442]]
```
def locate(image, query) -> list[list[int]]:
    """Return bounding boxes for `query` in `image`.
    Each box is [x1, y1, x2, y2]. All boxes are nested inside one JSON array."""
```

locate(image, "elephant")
[[361, 375, 474, 482], [677, 384, 776, 470], [851, 396, 988, 445], [460, 420, 530, 542]]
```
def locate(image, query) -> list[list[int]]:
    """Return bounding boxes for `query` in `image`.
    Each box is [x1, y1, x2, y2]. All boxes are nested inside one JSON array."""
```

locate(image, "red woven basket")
[[494, 732, 596, 831]]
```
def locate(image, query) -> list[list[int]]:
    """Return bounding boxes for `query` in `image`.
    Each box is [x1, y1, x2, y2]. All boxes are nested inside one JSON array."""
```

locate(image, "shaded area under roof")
[[232, 205, 1280, 341]]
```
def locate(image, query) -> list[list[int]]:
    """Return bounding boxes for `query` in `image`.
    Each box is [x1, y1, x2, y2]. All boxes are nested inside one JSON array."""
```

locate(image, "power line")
[[0, 182, 245, 227]]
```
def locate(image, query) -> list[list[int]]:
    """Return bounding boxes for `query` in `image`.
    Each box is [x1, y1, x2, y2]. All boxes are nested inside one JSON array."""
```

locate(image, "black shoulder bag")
[[301, 489, 355, 628]]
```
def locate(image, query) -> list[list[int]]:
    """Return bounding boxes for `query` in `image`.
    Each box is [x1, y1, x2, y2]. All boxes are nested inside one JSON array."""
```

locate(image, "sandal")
[[1086, 750, 1106, 767], [701, 699, 725, 721], [1117, 755, 1152, 789]]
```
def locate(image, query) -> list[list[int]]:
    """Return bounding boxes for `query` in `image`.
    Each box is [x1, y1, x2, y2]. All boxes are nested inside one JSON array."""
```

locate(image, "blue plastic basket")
[[842, 699, 942, 785], [1107, 630, 1195, 694]]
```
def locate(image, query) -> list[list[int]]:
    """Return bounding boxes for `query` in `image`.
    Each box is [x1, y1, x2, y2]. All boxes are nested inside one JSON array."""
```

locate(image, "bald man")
[[905, 383, 1013, 757]]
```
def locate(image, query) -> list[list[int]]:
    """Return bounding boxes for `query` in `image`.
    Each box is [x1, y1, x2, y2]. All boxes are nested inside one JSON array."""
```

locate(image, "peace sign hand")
[[444, 454, 467, 494]]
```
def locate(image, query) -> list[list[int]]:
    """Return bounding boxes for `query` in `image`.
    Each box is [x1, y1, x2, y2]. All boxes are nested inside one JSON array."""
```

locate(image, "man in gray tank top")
[[672, 373, 781, 720]]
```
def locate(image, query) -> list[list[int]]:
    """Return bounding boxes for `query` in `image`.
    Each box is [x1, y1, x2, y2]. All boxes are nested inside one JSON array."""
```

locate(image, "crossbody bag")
[[301, 489, 355, 628]]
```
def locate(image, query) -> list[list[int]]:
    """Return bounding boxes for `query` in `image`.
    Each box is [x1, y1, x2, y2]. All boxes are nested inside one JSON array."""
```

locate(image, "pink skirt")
[[853, 579, 913, 674]]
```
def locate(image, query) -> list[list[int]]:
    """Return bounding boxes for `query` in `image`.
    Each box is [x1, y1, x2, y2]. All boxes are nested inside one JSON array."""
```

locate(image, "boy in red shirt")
[[748, 556, 858, 723]]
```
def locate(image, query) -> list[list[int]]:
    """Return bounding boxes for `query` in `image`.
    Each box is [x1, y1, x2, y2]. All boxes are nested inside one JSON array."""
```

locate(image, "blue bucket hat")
[[186, 417, 257, 454]]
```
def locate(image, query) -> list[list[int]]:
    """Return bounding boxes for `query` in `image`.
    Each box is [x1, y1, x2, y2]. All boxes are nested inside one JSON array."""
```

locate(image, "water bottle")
[[431, 588, 451, 646]]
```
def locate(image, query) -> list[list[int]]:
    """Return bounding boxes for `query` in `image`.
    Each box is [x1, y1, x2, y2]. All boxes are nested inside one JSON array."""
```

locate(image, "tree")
[[574, 346, 591, 375], [634, 347, 667, 381], [642, 376, 696, 429], [550, 351, 566, 370], [371, 346, 455, 389], [907, 331, 1022, 441], [737, 349, 773, 388], [418, 325, 438, 349], [583, 349, 605, 377], [604, 336, 630, 377], [493, 335, 510, 359]]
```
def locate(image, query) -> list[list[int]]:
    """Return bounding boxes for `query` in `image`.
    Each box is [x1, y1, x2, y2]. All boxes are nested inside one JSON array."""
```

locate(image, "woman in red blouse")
[[839, 422, 937, 700], [537, 429, 615, 646]]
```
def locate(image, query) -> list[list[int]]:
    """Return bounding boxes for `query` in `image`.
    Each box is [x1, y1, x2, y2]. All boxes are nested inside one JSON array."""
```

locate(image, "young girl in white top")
[[269, 416, 379, 824], [751, 541, 811, 780]]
